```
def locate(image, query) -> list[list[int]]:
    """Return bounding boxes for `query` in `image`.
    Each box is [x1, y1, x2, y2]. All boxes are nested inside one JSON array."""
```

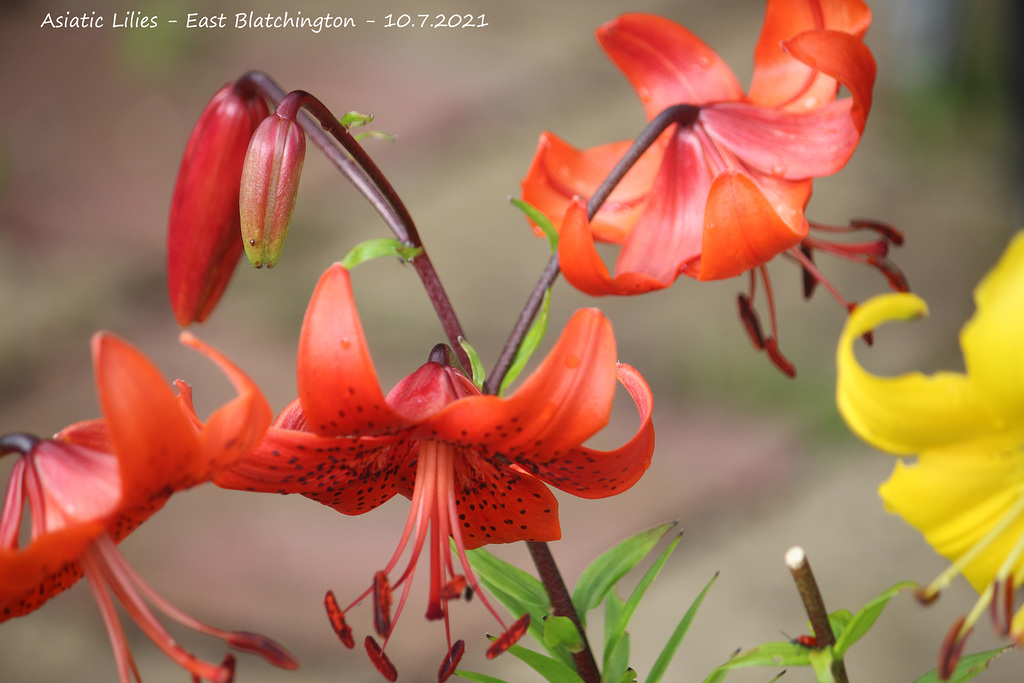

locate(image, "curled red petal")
[[213, 427, 411, 516], [521, 133, 656, 244], [297, 264, 410, 437], [783, 29, 876, 133], [597, 13, 744, 119], [559, 198, 670, 296], [691, 172, 810, 281], [749, 0, 872, 108], [91, 332, 199, 507], [428, 308, 617, 455], [451, 455, 560, 550], [514, 363, 654, 500]]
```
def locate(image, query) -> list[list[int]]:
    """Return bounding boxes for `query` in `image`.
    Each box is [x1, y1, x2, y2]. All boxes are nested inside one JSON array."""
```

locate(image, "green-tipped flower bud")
[[239, 113, 306, 269]]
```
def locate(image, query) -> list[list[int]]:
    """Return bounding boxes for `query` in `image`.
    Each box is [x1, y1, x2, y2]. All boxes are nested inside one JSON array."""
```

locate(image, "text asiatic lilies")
[[215, 263, 655, 681]]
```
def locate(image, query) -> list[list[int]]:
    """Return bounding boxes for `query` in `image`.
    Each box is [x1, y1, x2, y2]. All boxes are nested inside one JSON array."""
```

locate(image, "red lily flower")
[[523, 3, 902, 373], [215, 263, 655, 681], [0, 331, 295, 682], [168, 81, 268, 326]]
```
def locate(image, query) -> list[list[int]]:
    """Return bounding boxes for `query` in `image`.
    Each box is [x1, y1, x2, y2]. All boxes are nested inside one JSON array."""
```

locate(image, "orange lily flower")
[[215, 263, 655, 681], [0, 331, 295, 682], [522, 3, 898, 373]]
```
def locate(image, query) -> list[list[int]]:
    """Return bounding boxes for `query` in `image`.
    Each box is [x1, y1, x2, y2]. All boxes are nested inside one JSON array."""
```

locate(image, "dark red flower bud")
[[167, 81, 268, 326], [239, 112, 306, 269]]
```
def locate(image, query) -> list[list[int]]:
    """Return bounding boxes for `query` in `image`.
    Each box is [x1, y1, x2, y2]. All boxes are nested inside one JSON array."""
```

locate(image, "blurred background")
[[1, 0, 1022, 681]]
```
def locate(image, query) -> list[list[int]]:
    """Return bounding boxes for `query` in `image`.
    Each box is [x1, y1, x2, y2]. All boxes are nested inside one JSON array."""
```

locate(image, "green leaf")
[[833, 581, 915, 656], [645, 571, 718, 683], [572, 521, 678, 628], [603, 591, 630, 682], [702, 640, 814, 683], [604, 531, 684, 672], [510, 196, 558, 253], [615, 669, 639, 683], [543, 615, 584, 654], [459, 337, 486, 389], [455, 671, 513, 683], [910, 646, 1015, 683], [498, 287, 551, 395], [341, 110, 374, 128], [339, 238, 422, 269], [503, 642, 586, 683]]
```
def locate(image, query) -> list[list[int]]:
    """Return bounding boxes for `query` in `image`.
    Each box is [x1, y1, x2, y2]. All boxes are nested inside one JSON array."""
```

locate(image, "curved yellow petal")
[[837, 293, 994, 454], [879, 447, 1024, 592], [961, 231, 1024, 427]]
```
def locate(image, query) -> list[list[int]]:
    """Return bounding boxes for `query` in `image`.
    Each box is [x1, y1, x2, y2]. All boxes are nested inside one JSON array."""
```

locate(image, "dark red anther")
[[373, 571, 393, 638], [799, 243, 818, 299], [737, 294, 765, 350], [325, 590, 355, 649], [486, 614, 530, 659], [440, 575, 468, 601], [464, 585, 474, 602], [764, 338, 796, 378], [438, 640, 465, 682], [867, 254, 910, 292], [365, 636, 398, 682], [938, 616, 970, 681], [851, 218, 904, 246]]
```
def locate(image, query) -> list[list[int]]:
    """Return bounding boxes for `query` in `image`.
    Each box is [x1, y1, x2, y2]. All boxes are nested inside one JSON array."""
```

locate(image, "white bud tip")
[[785, 546, 806, 569]]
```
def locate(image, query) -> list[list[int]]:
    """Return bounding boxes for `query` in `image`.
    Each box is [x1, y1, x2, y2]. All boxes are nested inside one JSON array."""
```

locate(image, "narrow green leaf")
[[499, 287, 551, 395], [510, 196, 559, 253], [504, 642, 586, 683], [603, 591, 630, 682], [572, 521, 678, 628], [604, 532, 683, 671], [615, 669, 639, 683], [833, 582, 916, 656], [544, 615, 584, 653], [455, 671, 513, 683], [339, 238, 422, 269], [458, 337, 486, 389], [646, 571, 718, 683], [910, 646, 1015, 683]]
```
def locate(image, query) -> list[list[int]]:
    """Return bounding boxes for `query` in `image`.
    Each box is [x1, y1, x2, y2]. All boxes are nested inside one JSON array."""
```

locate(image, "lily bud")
[[239, 113, 306, 269], [167, 81, 268, 326]]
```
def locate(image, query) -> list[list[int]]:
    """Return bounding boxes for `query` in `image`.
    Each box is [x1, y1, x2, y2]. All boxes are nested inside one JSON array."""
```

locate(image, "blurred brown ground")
[[1, 0, 1022, 681]]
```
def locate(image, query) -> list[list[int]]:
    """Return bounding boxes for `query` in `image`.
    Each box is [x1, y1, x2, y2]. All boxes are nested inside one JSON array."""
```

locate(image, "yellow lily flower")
[[836, 231, 1024, 678]]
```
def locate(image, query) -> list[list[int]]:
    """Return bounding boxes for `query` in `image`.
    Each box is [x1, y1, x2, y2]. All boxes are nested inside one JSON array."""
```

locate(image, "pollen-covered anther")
[[365, 636, 398, 682], [938, 615, 971, 680], [440, 575, 468, 601], [850, 218, 905, 245], [915, 585, 941, 606], [867, 253, 910, 292], [438, 640, 465, 683], [325, 590, 355, 648], [485, 614, 530, 659], [373, 571, 393, 638], [990, 577, 1015, 636]]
